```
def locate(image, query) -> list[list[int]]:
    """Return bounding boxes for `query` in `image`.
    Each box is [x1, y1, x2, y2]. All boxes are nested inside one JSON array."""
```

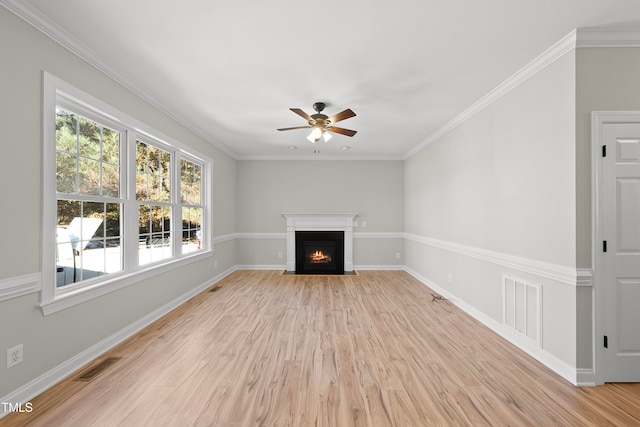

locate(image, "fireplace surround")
[[283, 213, 357, 274]]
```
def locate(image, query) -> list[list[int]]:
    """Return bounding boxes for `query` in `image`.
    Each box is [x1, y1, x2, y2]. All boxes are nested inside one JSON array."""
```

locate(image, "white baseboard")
[[234, 264, 405, 271], [404, 266, 580, 386], [0, 266, 236, 419], [355, 264, 404, 271], [576, 369, 596, 387], [235, 264, 286, 271]]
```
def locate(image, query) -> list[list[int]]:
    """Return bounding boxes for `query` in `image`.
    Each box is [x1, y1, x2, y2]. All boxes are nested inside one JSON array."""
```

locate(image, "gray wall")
[[575, 47, 640, 368], [236, 160, 405, 267], [0, 8, 237, 397], [404, 51, 578, 367]]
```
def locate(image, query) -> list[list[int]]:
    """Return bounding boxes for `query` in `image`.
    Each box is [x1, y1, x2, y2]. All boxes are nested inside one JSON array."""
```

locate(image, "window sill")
[[39, 250, 212, 316]]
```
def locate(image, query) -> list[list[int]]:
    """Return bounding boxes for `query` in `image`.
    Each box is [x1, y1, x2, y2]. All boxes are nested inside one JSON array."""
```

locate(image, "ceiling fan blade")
[[277, 126, 311, 131], [290, 108, 312, 121], [327, 126, 357, 137], [328, 109, 356, 124]]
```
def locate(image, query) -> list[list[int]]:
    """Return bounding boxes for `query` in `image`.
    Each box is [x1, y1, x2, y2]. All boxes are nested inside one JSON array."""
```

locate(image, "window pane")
[[57, 200, 81, 229], [102, 126, 120, 164], [160, 150, 170, 177], [136, 141, 147, 171], [136, 170, 148, 200], [139, 203, 172, 265], [136, 140, 171, 203], [56, 151, 77, 193], [102, 163, 120, 197], [147, 145, 160, 174], [159, 177, 169, 202], [139, 204, 151, 235], [192, 165, 201, 205], [182, 207, 202, 254], [78, 158, 100, 195], [180, 159, 202, 205], [55, 108, 77, 154], [105, 203, 121, 238], [149, 174, 160, 202], [105, 238, 122, 273], [78, 116, 101, 160], [56, 200, 122, 287], [180, 159, 191, 204], [151, 205, 164, 232]]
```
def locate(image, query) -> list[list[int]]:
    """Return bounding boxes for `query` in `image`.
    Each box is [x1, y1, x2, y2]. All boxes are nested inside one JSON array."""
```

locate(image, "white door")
[[600, 121, 640, 382]]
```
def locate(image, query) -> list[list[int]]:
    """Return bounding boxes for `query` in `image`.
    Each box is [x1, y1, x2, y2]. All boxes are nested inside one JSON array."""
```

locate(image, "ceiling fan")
[[277, 102, 357, 143]]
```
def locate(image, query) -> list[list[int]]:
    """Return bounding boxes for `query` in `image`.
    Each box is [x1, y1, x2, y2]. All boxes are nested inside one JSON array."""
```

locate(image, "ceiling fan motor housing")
[[309, 113, 330, 127], [312, 102, 326, 113]]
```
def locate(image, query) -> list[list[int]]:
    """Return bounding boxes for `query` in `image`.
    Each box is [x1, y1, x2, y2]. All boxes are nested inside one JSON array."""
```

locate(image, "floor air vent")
[[503, 276, 541, 346], [74, 357, 121, 382]]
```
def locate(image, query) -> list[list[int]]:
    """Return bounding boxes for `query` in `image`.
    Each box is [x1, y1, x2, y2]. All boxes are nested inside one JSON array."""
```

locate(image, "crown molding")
[[404, 26, 640, 160], [0, 0, 239, 160], [576, 27, 640, 48], [404, 30, 578, 159]]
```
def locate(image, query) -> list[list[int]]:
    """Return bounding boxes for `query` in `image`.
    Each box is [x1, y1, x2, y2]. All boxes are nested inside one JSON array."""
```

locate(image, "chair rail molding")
[[0, 272, 41, 302], [405, 233, 583, 287]]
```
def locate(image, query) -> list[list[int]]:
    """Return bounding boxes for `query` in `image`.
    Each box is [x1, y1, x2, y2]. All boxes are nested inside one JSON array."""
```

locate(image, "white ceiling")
[[6, 0, 640, 159]]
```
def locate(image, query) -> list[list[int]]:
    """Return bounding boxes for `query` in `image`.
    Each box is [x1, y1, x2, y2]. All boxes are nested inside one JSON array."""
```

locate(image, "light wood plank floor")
[[3, 270, 640, 426]]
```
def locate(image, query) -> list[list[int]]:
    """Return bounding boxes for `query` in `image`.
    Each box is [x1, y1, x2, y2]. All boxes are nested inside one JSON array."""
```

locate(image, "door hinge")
[[604, 335, 608, 348], [602, 144, 607, 157], [603, 240, 607, 252]]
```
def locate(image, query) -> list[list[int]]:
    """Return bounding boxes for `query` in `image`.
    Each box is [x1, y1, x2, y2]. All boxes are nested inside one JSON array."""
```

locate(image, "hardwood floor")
[[3, 270, 640, 426]]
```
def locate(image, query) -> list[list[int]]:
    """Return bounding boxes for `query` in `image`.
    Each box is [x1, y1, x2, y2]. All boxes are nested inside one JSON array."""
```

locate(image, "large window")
[[43, 73, 211, 313], [55, 108, 124, 286]]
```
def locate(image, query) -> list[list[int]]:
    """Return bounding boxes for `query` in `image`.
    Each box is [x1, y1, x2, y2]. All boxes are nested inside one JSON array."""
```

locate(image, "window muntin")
[[55, 107, 124, 288], [44, 73, 211, 310]]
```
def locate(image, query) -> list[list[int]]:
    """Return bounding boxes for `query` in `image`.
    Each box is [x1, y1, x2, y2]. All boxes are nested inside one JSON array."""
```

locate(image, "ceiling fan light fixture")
[[322, 130, 332, 142], [307, 126, 323, 143]]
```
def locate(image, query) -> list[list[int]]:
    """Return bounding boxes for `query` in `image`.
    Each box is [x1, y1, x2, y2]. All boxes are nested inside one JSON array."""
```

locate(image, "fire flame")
[[309, 250, 332, 263]]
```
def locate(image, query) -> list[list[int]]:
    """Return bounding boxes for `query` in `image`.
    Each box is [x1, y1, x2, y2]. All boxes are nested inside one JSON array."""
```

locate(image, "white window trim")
[[41, 72, 213, 315]]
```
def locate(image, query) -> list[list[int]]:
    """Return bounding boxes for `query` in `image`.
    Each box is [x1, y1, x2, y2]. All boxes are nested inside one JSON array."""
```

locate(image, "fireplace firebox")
[[295, 231, 344, 274]]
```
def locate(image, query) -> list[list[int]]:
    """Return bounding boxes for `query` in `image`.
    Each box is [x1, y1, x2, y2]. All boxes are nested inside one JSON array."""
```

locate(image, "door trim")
[[591, 111, 640, 384]]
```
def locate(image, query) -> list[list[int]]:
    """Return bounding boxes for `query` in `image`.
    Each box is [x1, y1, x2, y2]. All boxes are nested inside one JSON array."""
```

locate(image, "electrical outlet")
[[7, 344, 23, 369], [362, 221, 367, 227], [396, 252, 401, 259], [448, 273, 453, 283], [277, 251, 283, 258], [214, 259, 218, 268]]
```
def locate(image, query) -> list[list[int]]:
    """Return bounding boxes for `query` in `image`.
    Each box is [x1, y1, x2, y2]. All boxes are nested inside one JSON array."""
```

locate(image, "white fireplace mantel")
[[282, 213, 357, 272]]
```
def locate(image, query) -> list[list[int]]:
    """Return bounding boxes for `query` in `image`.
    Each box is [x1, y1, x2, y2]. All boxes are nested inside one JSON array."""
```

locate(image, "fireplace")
[[283, 213, 357, 274], [295, 231, 344, 274]]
